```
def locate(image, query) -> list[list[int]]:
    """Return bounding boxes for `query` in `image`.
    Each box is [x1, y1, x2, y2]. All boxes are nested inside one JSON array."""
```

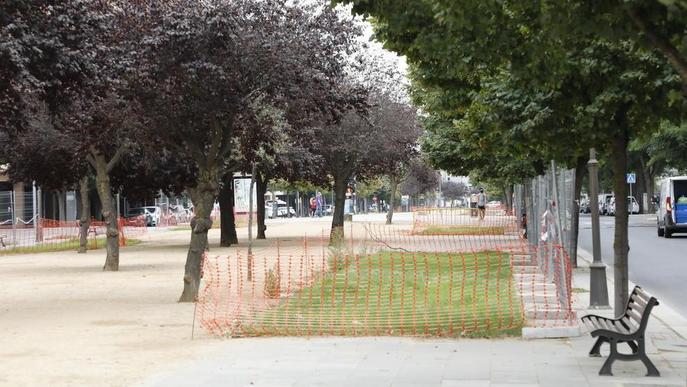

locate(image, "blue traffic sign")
[[626, 173, 636, 184]]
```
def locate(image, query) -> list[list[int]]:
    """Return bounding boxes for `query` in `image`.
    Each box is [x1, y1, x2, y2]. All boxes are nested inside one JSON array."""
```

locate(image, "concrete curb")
[[576, 247, 687, 340]]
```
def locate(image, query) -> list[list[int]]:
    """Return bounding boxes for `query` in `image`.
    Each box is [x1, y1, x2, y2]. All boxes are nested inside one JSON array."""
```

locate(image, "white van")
[[657, 176, 687, 238], [127, 206, 161, 227]]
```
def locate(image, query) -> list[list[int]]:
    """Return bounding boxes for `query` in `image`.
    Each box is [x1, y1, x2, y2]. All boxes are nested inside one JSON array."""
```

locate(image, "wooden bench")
[[581, 286, 660, 376]]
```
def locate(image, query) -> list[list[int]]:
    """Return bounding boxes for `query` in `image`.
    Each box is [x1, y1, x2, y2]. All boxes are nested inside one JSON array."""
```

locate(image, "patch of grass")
[[417, 226, 506, 236], [572, 287, 589, 293], [0, 238, 141, 255], [244, 251, 523, 337]]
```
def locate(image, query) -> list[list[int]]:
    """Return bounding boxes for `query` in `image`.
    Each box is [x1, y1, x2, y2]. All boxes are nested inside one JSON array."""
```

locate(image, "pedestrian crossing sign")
[[626, 173, 636, 184]]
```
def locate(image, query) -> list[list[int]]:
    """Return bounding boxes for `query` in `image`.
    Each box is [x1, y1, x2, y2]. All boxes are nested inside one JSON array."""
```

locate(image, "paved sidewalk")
[[136, 253, 687, 387]]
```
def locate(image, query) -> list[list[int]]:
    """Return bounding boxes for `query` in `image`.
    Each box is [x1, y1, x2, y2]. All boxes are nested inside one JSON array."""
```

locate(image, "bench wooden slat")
[[597, 317, 612, 331], [611, 321, 630, 334], [621, 316, 639, 332], [628, 301, 646, 314], [631, 293, 648, 308], [627, 309, 643, 325], [583, 319, 596, 331], [632, 289, 652, 305]]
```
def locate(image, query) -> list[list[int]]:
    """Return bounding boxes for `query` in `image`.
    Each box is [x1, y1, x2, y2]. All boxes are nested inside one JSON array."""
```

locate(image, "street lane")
[[578, 213, 687, 318]]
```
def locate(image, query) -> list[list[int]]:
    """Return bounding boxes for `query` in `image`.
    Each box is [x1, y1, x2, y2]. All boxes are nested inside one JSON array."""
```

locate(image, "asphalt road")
[[578, 213, 687, 318]]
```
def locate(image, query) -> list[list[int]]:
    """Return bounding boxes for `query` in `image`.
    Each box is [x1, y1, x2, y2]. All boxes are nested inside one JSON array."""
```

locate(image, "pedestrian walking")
[[309, 196, 316, 217], [477, 188, 487, 220]]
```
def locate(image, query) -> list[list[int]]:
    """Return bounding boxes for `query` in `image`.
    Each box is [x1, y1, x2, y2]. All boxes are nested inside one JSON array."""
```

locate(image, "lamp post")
[[588, 148, 610, 308]]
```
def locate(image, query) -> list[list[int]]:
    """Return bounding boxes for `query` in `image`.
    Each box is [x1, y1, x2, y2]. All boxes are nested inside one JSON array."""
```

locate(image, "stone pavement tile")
[[241, 382, 295, 387], [585, 372, 685, 387], [490, 369, 539, 384], [356, 357, 403, 372], [392, 365, 444, 384], [536, 364, 588, 383], [294, 371, 375, 387], [442, 360, 490, 380], [440, 380, 489, 387], [490, 359, 537, 373], [538, 382, 591, 387], [659, 351, 687, 361], [490, 384, 540, 387], [620, 383, 687, 387]]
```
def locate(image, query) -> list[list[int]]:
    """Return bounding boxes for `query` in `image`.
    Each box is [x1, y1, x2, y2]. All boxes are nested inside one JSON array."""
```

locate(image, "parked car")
[[657, 176, 687, 238], [486, 200, 502, 208], [325, 204, 334, 215], [628, 196, 640, 214], [127, 206, 161, 226], [605, 196, 639, 217], [265, 200, 296, 218]]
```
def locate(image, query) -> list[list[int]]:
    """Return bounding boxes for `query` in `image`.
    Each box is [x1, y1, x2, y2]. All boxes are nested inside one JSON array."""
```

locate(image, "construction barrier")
[[0, 217, 146, 254], [197, 211, 575, 337], [412, 207, 519, 236]]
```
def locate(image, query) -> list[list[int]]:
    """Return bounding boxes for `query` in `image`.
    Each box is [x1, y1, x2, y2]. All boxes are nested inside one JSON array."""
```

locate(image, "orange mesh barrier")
[[412, 207, 519, 235], [196, 221, 575, 337], [0, 217, 146, 254]]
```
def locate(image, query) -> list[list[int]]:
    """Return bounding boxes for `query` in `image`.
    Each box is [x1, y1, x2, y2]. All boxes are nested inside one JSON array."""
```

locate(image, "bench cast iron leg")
[[589, 337, 606, 357], [638, 338, 660, 377], [599, 339, 617, 375]]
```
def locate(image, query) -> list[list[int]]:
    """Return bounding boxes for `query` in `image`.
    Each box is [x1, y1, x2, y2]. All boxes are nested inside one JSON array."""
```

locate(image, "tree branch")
[[106, 147, 124, 173], [86, 153, 97, 169], [626, 6, 687, 86]]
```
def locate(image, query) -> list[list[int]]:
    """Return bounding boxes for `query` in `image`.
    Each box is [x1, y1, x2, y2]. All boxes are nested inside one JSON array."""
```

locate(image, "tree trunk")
[[179, 176, 216, 302], [639, 155, 654, 213], [330, 174, 348, 244], [386, 175, 398, 224], [256, 172, 267, 239], [57, 191, 66, 221], [219, 174, 239, 246], [570, 156, 587, 268], [502, 185, 513, 214], [611, 131, 630, 318], [78, 176, 91, 254], [93, 154, 119, 271]]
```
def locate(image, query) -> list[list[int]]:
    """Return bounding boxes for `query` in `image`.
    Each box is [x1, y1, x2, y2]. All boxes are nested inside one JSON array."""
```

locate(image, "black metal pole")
[[588, 148, 610, 308]]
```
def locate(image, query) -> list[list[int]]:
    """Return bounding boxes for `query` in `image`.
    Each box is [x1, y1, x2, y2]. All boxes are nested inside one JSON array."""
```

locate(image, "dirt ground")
[[0, 217, 341, 387]]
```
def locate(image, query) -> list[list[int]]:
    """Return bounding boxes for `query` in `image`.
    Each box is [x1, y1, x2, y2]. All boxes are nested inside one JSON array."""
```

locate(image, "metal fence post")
[[32, 181, 37, 239]]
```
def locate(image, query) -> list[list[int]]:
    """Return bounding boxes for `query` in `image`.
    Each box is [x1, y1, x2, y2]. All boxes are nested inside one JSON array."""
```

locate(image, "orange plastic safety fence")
[[412, 207, 519, 236], [196, 223, 575, 338], [198, 249, 525, 337], [0, 217, 146, 253]]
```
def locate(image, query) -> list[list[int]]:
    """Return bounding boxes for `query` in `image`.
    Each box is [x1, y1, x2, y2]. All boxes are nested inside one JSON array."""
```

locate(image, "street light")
[[588, 148, 610, 308]]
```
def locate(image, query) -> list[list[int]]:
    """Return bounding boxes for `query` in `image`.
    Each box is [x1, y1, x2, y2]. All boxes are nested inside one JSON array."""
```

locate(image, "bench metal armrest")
[[590, 328, 632, 340]]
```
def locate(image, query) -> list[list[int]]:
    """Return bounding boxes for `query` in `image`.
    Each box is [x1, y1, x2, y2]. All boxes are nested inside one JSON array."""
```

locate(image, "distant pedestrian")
[[309, 196, 316, 217], [316, 191, 324, 217], [477, 188, 487, 220], [521, 212, 527, 240]]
